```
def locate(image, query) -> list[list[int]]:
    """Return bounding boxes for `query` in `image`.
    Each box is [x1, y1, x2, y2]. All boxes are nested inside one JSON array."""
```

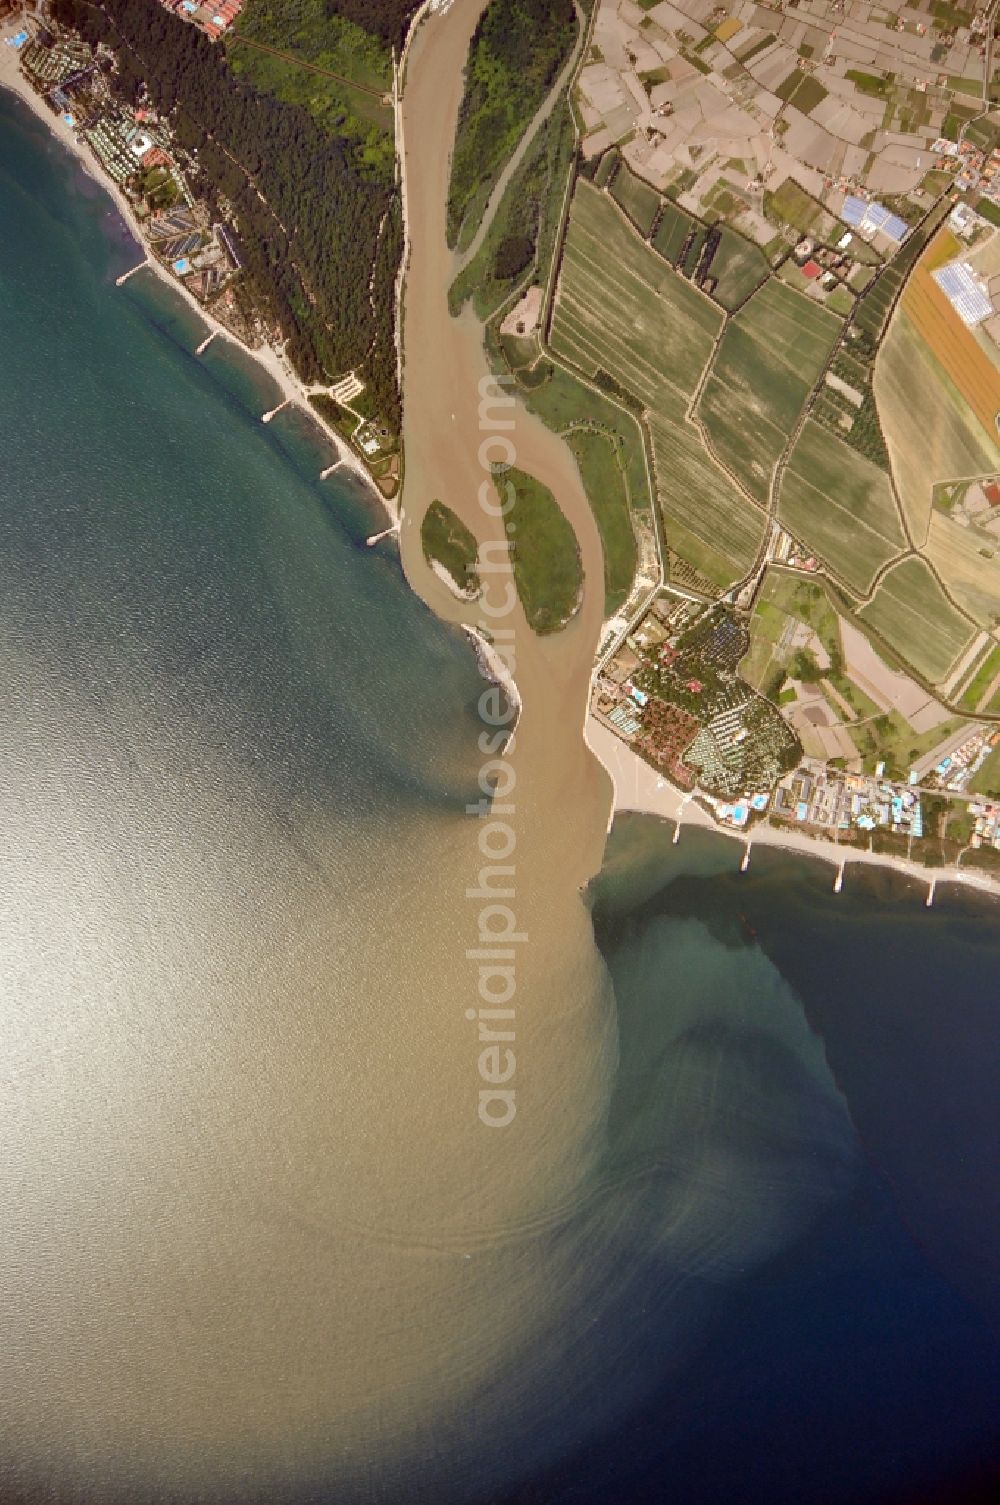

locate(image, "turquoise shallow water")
[[2, 90, 999, 1505]]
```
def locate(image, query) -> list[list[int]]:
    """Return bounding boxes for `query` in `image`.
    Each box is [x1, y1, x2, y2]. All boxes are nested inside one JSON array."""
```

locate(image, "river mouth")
[[5, 10, 1000, 1505]]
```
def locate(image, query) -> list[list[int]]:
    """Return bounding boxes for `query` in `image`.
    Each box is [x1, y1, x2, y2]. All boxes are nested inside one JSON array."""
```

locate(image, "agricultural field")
[[923, 510, 1000, 631], [593, 149, 619, 189], [774, 71, 828, 113], [851, 272, 898, 340], [696, 279, 842, 504], [778, 420, 906, 594], [899, 230, 1000, 438], [563, 428, 636, 615], [609, 161, 660, 235], [850, 208, 946, 342], [765, 178, 824, 234], [677, 223, 708, 278], [551, 180, 766, 584], [874, 309, 999, 540], [553, 181, 721, 392], [648, 413, 768, 586], [959, 643, 1000, 712], [858, 556, 975, 684], [652, 201, 695, 264], [704, 227, 769, 310]]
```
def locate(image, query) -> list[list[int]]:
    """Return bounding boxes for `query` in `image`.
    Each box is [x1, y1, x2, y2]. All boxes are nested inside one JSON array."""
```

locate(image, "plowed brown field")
[[902, 230, 1000, 439]]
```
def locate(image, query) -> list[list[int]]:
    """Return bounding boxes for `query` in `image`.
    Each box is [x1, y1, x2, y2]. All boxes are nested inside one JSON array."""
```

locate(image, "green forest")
[[52, 0, 407, 433], [228, 0, 395, 176], [325, 0, 421, 51], [447, 0, 578, 249]]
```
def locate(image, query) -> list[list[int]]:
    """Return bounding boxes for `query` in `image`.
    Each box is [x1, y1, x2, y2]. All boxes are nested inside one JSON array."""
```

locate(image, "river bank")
[[585, 714, 1000, 903], [0, 34, 391, 517]]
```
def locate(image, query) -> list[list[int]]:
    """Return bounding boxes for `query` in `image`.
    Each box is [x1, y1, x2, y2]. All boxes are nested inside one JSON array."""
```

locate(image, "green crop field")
[[552, 182, 720, 394], [652, 201, 695, 264], [646, 410, 769, 585], [550, 181, 766, 584], [853, 273, 898, 338], [609, 161, 661, 235], [706, 227, 770, 309], [765, 178, 823, 233], [696, 280, 842, 503], [778, 420, 906, 593], [677, 224, 708, 277], [594, 150, 619, 188], [858, 556, 975, 683], [972, 743, 1000, 796], [775, 70, 828, 112], [959, 642, 1000, 711]]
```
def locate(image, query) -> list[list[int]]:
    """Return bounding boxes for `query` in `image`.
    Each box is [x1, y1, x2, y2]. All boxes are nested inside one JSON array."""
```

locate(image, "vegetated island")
[[421, 500, 481, 600], [500, 465, 583, 634]]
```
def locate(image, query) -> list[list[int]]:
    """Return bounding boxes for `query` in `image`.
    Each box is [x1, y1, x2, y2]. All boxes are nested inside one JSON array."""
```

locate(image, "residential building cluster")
[[790, 227, 871, 298], [923, 727, 1000, 794], [15, 21, 244, 313], [594, 598, 799, 799], [578, 0, 997, 283], [595, 587, 1000, 861], [156, 0, 244, 41], [968, 797, 1000, 850], [773, 762, 925, 838], [932, 138, 1000, 206]]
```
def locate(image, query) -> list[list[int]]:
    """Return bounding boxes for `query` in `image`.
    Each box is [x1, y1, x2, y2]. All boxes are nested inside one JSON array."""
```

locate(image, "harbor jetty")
[[261, 398, 290, 424], [195, 331, 217, 356], [366, 522, 401, 547], [115, 261, 147, 287]]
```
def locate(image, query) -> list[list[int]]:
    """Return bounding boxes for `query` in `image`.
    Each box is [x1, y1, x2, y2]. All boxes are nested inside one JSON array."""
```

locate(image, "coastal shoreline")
[[584, 713, 1000, 905], [8, 20, 996, 909], [0, 39, 393, 520]]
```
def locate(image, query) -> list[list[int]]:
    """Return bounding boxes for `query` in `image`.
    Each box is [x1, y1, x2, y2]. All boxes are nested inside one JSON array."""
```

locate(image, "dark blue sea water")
[[1, 89, 998, 1505], [524, 819, 1000, 1505]]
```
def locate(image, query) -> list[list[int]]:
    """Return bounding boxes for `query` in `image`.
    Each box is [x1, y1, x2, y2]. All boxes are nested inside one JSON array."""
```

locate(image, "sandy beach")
[[0, 34, 389, 514], [585, 713, 1000, 904]]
